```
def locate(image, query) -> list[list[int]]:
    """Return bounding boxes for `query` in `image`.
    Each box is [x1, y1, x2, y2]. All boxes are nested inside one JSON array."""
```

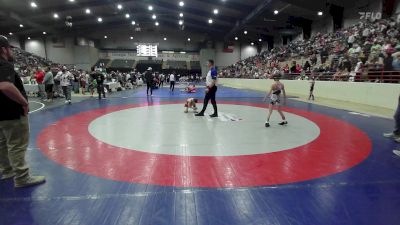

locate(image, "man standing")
[[169, 72, 175, 92], [43, 67, 54, 102], [195, 60, 218, 117], [91, 67, 106, 100], [56, 66, 73, 104], [0, 35, 45, 188], [35, 68, 45, 100], [145, 67, 153, 96]]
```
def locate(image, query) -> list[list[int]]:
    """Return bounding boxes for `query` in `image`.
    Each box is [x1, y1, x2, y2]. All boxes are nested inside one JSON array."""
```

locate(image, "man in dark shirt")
[[0, 35, 45, 188], [91, 67, 106, 100], [145, 67, 153, 96]]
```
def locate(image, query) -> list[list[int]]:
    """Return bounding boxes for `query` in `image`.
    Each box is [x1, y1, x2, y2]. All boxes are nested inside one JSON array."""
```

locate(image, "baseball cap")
[[0, 35, 11, 48]]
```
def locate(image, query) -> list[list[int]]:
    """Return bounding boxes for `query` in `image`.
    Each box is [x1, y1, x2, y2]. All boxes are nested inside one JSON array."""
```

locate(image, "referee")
[[195, 59, 218, 117]]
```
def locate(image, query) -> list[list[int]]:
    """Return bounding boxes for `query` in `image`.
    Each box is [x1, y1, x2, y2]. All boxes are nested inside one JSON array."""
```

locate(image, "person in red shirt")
[[35, 68, 45, 100], [295, 64, 302, 74]]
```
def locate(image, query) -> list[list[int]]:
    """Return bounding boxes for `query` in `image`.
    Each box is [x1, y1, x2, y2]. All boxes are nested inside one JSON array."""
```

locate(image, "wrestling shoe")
[[265, 122, 270, 128], [210, 114, 218, 118], [195, 113, 204, 117], [279, 121, 288, 126]]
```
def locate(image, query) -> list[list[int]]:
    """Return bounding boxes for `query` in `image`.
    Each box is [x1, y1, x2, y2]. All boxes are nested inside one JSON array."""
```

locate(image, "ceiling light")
[[97, 17, 103, 22], [251, 42, 254, 46], [179, 12, 183, 17], [179, 20, 183, 25], [19, 24, 24, 28], [155, 21, 159, 26], [152, 14, 157, 20], [179, 1, 184, 7], [104, 35, 107, 39], [208, 19, 213, 24], [43, 31, 47, 35], [117, 4, 122, 10], [53, 13, 59, 19], [274, 10, 279, 15], [148, 5, 153, 11], [131, 21, 136, 25], [164, 37, 167, 41], [187, 38, 191, 41], [213, 9, 219, 14], [244, 30, 248, 34], [27, 37, 31, 40], [69, 0, 75, 2], [85, 9, 91, 14], [259, 38, 262, 42], [235, 37, 238, 40], [9, 32, 13, 35], [125, 13, 130, 18], [130, 36, 133, 40], [318, 11, 323, 16], [30, 2, 38, 8]]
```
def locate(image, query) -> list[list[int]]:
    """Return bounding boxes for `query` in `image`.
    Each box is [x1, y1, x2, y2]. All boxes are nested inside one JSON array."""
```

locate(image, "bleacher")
[[166, 61, 187, 69], [109, 59, 135, 69], [136, 60, 163, 72], [190, 61, 201, 70], [94, 59, 111, 68]]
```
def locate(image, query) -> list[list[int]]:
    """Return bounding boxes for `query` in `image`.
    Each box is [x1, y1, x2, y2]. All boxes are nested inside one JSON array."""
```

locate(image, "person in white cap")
[[0, 35, 46, 188], [55, 66, 74, 104], [145, 67, 154, 96]]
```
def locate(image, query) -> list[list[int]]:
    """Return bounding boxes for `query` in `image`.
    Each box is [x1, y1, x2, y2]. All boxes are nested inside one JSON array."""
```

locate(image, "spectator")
[[0, 35, 46, 188], [35, 68, 45, 100], [43, 67, 54, 102], [56, 66, 73, 104]]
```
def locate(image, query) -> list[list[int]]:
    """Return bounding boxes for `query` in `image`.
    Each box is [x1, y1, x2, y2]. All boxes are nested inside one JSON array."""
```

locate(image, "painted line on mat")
[[29, 101, 45, 114]]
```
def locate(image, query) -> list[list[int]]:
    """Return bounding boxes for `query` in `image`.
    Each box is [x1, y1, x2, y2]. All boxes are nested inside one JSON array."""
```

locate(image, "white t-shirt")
[[170, 74, 175, 82]]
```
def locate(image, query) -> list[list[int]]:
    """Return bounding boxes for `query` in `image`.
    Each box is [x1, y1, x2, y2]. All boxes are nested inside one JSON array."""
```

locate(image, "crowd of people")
[[221, 17, 400, 83], [10, 47, 203, 103]]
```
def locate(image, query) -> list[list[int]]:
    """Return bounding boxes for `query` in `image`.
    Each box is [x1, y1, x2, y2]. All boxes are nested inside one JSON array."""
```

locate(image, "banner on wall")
[[99, 51, 200, 61], [223, 42, 235, 53]]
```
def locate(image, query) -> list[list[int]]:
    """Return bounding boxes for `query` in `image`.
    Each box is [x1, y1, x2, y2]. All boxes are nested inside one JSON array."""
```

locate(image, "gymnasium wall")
[[215, 42, 241, 68], [395, 0, 400, 14], [240, 44, 258, 59], [311, 16, 334, 37], [98, 29, 201, 51], [343, 0, 383, 28], [24, 37, 99, 70], [219, 78, 399, 110]]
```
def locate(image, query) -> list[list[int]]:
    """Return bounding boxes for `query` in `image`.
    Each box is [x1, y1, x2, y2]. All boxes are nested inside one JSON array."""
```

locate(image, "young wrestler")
[[184, 98, 199, 113], [263, 75, 288, 127]]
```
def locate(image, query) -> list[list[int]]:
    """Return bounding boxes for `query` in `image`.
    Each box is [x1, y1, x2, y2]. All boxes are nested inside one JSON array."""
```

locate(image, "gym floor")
[[1, 84, 399, 225]]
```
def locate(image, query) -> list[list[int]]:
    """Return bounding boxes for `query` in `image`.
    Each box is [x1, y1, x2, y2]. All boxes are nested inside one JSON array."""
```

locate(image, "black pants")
[[170, 81, 175, 92], [200, 86, 218, 115], [147, 82, 153, 95], [97, 84, 106, 99]]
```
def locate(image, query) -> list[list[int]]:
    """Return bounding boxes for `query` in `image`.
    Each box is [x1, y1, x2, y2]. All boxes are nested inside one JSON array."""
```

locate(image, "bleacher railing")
[[223, 70, 400, 83]]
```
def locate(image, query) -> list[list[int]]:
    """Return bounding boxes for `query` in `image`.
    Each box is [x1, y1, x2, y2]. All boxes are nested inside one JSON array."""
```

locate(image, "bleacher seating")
[[136, 60, 163, 72], [94, 59, 111, 68], [166, 61, 187, 69], [190, 61, 201, 70], [222, 17, 400, 83], [109, 59, 135, 69]]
